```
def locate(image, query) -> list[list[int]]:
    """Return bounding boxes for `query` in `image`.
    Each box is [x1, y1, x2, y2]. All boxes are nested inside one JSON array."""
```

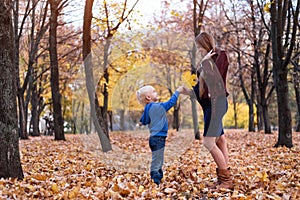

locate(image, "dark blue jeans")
[[149, 136, 166, 185]]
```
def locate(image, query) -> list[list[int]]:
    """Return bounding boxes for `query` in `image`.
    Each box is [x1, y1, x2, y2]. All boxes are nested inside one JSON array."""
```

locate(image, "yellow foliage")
[[181, 71, 197, 88], [223, 101, 256, 128], [264, 1, 274, 13]]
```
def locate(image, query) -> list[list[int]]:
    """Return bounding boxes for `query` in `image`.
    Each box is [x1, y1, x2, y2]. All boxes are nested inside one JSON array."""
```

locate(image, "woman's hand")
[[202, 50, 216, 61]]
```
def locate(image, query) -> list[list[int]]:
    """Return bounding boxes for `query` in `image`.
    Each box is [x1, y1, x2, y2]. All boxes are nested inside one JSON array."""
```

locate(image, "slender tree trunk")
[[173, 103, 180, 131], [191, 43, 199, 139], [238, 53, 255, 132], [30, 76, 40, 136], [49, 0, 65, 140], [108, 111, 113, 131], [0, 0, 24, 179], [13, 0, 28, 139], [83, 0, 112, 152], [232, 90, 238, 129], [120, 109, 125, 130], [256, 103, 264, 131], [261, 101, 271, 133]]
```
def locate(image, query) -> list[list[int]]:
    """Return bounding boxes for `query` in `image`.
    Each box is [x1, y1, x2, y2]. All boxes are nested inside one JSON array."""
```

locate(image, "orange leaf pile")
[[0, 129, 299, 199]]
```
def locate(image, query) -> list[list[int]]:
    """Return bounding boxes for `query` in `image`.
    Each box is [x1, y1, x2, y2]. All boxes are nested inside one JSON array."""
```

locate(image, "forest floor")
[[1, 129, 299, 199]]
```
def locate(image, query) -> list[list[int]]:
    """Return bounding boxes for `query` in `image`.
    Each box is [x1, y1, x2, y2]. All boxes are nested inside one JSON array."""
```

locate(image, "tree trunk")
[[232, 90, 238, 129], [49, 0, 65, 140], [120, 109, 125, 130], [83, 0, 112, 152], [292, 43, 300, 132], [108, 111, 113, 131], [191, 98, 200, 139], [256, 103, 264, 131], [238, 54, 255, 132], [13, 0, 28, 139], [261, 100, 271, 134], [173, 103, 180, 131], [101, 39, 111, 135], [30, 79, 40, 136], [191, 44, 200, 139], [0, 0, 24, 179]]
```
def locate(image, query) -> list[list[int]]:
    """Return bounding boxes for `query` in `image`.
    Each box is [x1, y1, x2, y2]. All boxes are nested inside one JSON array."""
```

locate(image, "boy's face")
[[147, 87, 158, 102]]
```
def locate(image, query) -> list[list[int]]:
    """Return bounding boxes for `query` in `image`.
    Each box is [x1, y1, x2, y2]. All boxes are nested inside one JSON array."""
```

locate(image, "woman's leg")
[[204, 136, 233, 190], [203, 137, 227, 169], [216, 135, 229, 165]]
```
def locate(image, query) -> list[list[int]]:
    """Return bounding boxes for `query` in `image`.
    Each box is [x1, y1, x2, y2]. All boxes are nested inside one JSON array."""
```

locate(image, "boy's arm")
[[161, 85, 185, 111], [161, 91, 180, 111]]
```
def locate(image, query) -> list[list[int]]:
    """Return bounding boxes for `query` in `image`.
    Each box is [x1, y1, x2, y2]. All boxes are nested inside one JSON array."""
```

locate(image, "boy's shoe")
[[151, 171, 162, 185], [153, 179, 160, 185]]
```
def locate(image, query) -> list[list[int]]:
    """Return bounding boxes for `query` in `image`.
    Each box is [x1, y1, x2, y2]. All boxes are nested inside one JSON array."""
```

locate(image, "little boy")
[[136, 85, 185, 185]]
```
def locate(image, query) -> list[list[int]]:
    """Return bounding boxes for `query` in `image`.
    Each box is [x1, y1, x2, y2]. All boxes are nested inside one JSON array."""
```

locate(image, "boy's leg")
[[149, 136, 166, 185]]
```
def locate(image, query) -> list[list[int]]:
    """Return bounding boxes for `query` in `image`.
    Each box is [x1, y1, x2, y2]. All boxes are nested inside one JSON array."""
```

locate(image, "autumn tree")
[[153, 0, 211, 138], [270, 0, 299, 147], [13, 0, 50, 139], [221, 1, 256, 132], [83, 0, 112, 152], [91, 0, 139, 138], [0, 0, 24, 179], [238, 0, 275, 133]]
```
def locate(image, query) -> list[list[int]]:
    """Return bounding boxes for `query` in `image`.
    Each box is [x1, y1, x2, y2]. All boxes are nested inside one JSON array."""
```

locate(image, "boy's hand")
[[176, 85, 191, 95], [182, 86, 192, 95], [176, 85, 184, 93]]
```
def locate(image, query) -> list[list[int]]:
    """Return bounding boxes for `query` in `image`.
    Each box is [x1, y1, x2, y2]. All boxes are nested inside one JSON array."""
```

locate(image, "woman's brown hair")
[[194, 32, 216, 52]]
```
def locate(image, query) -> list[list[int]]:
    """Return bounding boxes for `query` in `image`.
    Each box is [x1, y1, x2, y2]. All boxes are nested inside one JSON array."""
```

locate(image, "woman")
[[193, 32, 233, 190]]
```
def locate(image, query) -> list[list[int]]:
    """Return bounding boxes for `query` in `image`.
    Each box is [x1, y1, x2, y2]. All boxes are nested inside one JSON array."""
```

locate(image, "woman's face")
[[197, 46, 207, 56]]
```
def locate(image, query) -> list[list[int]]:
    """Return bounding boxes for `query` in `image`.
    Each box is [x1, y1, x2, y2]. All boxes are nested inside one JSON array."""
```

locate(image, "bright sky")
[[64, 0, 186, 27], [64, 0, 164, 27]]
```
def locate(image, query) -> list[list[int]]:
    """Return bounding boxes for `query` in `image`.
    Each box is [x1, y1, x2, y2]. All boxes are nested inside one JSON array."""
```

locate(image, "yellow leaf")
[[257, 171, 269, 182], [68, 185, 80, 199], [264, 1, 274, 13], [138, 185, 144, 193], [182, 71, 197, 88], [51, 183, 59, 193], [33, 174, 47, 181]]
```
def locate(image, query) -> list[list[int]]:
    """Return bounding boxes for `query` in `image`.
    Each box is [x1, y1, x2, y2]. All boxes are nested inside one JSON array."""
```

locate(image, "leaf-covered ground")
[[1, 130, 299, 199]]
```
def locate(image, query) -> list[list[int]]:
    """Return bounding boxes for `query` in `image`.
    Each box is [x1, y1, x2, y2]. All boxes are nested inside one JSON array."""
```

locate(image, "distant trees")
[[0, 0, 297, 155]]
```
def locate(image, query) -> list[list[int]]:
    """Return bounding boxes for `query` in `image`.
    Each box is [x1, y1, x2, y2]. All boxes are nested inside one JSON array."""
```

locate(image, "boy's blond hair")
[[136, 85, 154, 105]]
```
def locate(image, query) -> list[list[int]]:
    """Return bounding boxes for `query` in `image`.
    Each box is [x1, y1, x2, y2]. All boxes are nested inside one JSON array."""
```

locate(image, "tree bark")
[[292, 43, 300, 132], [49, 0, 65, 140], [173, 103, 180, 131], [0, 0, 24, 179]]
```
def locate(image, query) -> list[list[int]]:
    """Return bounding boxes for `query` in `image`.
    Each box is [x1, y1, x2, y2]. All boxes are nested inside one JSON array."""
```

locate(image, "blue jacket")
[[140, 91, 179, 137]]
